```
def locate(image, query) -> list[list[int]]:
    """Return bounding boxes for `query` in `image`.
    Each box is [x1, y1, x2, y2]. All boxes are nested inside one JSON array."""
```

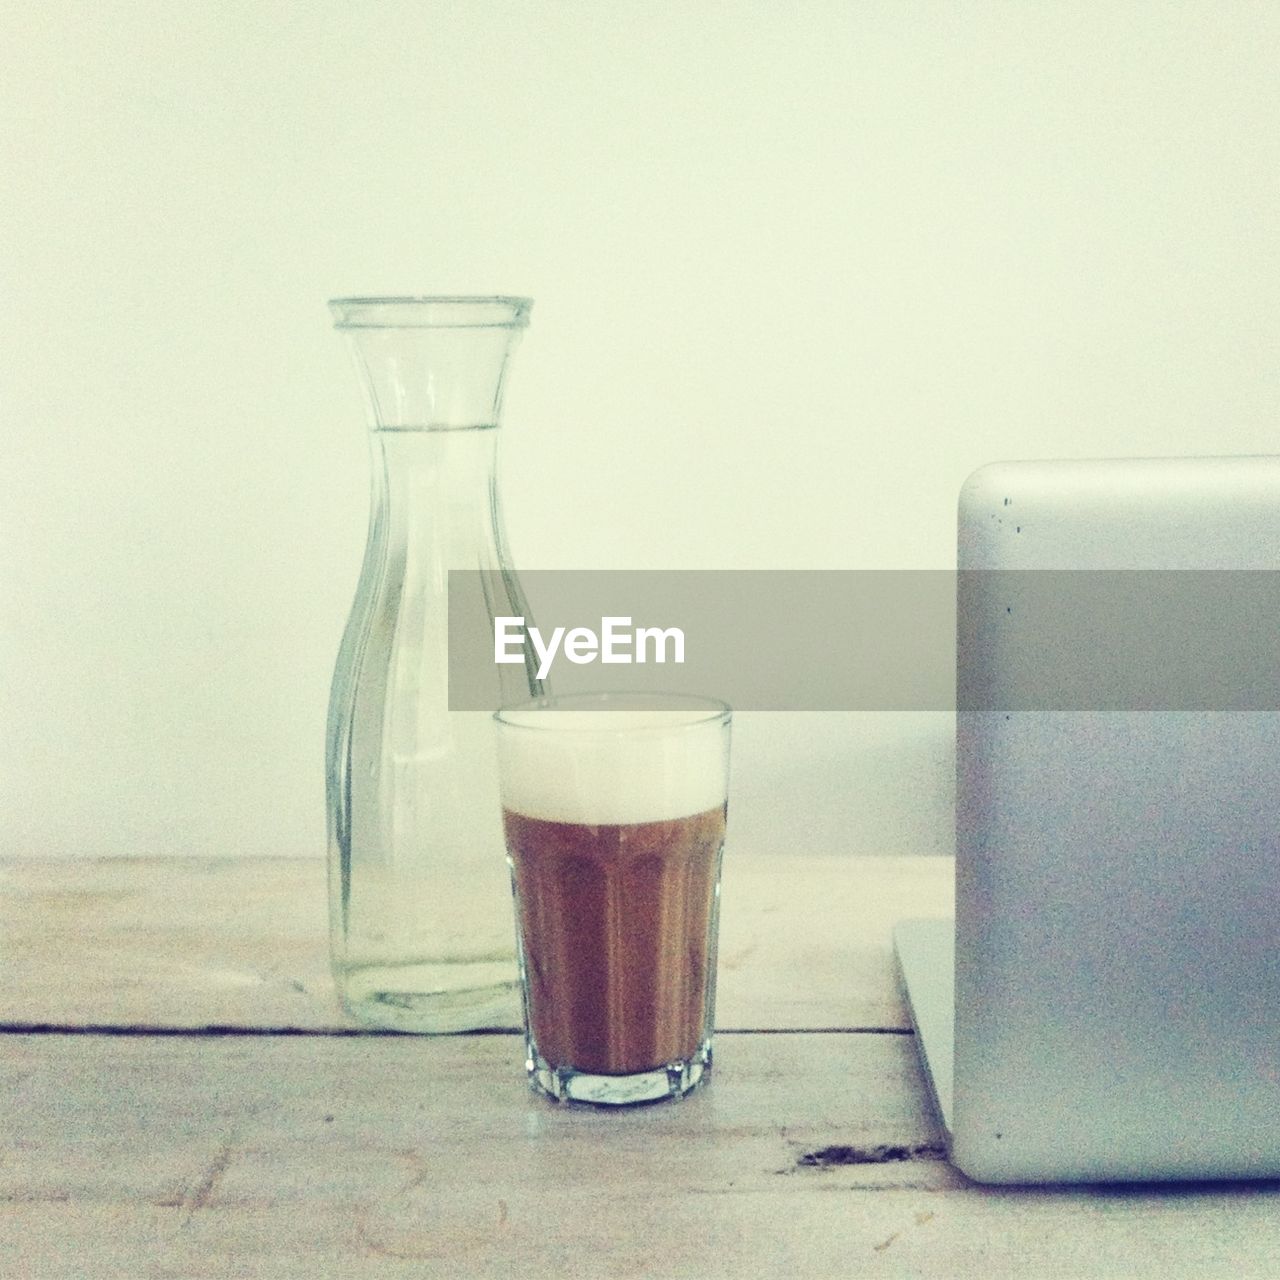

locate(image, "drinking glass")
[[494, 693, 732, 1105]]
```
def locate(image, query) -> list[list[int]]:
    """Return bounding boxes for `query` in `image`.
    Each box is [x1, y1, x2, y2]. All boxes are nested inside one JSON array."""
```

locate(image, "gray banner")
[[447, 570, 1280, 711]]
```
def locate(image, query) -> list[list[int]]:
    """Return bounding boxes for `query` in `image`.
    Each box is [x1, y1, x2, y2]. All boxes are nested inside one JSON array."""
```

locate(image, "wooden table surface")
[[3, 855, 1278, 1279]]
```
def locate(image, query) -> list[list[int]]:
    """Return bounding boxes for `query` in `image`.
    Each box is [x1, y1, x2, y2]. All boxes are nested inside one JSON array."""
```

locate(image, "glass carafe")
[[326, 296, 540, 1032]]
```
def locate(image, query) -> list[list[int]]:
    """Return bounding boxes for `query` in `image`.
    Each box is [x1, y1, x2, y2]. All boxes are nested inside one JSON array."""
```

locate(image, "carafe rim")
[[329, 297, 533, 330]]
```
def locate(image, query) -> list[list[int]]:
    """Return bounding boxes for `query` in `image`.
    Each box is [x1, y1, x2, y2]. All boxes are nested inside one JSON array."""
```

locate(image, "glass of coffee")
[[494, 693, 732, 1106]]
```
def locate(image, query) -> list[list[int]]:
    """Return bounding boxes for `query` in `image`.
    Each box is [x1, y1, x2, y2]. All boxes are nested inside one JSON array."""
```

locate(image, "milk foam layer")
[[496, 709, 729, 825]]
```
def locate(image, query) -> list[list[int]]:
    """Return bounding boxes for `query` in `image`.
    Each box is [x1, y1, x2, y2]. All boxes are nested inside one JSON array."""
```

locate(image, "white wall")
[[4, 2, 1277, 859]]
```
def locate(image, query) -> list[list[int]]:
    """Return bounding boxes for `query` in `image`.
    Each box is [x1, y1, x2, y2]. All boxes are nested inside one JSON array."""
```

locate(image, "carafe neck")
[[372, 426, 510, 564], [331, 296, 531, 432]]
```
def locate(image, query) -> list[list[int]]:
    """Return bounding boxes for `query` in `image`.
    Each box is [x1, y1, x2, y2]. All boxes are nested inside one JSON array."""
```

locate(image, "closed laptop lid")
[[952, 456, 1280, 1183]]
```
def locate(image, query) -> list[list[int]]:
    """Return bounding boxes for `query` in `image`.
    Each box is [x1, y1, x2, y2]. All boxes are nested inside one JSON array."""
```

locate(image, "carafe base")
[[337, 961, 520, 1033]]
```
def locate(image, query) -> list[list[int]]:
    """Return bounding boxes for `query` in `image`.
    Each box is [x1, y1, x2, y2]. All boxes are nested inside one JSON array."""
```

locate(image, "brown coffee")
[[504, 805, 726, 1075]]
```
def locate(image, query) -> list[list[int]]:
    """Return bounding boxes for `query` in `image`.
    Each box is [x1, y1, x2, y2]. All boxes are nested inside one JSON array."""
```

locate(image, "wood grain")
[[0, 855, 955, 1032], [4, 1032, 1278, 1279], [6, 856, 1274, 1278]]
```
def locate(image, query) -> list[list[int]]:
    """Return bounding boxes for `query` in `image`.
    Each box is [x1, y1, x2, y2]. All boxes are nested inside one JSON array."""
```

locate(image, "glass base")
[[527, 1042, 712, 1106], [338, 961, 520, 1033]]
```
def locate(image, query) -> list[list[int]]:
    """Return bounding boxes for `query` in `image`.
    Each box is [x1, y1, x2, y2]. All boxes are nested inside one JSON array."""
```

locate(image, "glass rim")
[[328, 296, 533, 330], [494, 691, 732, 735]]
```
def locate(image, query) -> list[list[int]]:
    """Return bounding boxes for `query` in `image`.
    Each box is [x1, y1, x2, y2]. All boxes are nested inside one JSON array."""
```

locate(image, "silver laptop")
[[896, 456, 1280, 1184]]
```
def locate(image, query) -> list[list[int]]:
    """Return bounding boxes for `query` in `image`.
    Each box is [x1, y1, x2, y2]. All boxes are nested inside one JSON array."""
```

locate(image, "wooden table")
[[3, 855, 1278, 1278]]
